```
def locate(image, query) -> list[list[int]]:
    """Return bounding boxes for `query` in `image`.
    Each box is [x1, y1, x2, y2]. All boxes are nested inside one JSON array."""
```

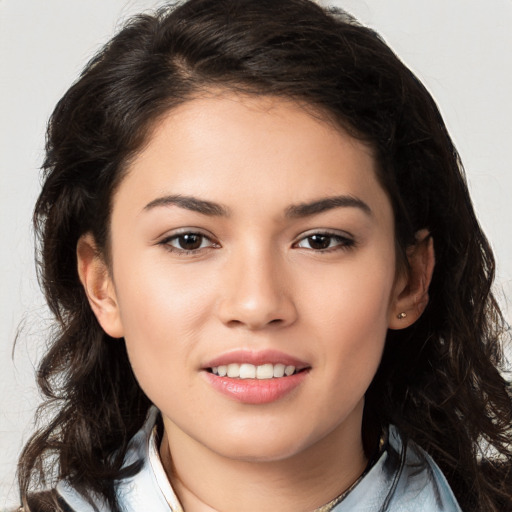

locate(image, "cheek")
[[300, 256, 394, 390], [115, 253, 216, 329], [112, 257, 217, 389], [302, 252, 395, 333]]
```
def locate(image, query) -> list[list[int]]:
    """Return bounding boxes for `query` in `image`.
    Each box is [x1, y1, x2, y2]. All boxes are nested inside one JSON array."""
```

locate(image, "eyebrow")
[[143, 195, 230, 216], [285, 195, 372, 218], [143, 193, 372, 218]]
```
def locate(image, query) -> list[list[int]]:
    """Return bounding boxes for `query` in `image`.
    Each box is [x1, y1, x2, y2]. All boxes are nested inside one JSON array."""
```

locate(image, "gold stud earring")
[[397, 312, 407, 319]]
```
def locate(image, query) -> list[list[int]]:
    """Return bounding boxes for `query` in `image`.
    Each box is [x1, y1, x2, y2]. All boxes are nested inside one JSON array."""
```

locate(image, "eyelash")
[[292, 231, 356, 253], [158, 230, 355, 255], [159, 231, 219, 255]]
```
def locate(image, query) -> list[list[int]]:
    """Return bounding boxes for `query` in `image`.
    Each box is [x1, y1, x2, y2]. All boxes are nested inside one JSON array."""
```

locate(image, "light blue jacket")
[[57, 408, 463, 511]]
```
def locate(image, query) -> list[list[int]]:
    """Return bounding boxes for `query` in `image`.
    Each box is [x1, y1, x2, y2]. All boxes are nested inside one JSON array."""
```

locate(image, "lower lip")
[[203, 370, 309, 404]]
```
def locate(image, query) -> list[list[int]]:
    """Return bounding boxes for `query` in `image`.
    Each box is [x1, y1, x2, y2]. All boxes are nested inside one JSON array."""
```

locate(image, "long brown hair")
[[19, 1, 512, 510]]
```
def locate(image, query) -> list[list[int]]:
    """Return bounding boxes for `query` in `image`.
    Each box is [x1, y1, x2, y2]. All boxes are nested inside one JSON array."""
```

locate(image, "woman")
[[17, 0, 512, 510]]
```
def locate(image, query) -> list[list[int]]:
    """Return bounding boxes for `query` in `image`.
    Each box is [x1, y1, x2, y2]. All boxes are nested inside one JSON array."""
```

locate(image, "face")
[[82, 93, 414, 465]]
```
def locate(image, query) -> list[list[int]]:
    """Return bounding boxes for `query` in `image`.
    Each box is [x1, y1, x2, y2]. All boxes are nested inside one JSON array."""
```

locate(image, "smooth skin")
[[77, 92, 434, 512]]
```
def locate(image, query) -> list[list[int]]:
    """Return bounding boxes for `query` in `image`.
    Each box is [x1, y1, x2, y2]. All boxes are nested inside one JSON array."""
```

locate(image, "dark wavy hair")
[[18, 0, 512, 510]]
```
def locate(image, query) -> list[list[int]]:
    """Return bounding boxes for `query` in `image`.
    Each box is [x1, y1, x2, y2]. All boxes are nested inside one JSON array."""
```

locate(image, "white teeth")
[[256, 363, 274, 379], [211, 363, 297, 379], [239, 363, 256, 379], [227, 363, 240, 378], [284, 365, 295, 376], [273, 363, 285, 378]]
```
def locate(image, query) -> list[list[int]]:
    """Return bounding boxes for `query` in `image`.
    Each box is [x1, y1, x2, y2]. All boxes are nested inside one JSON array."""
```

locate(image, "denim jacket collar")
[[57, 407, 462, 512]]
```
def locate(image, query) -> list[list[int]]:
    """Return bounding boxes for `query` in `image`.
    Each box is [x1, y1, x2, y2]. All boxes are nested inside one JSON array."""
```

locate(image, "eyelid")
[[293, 228, 355, 242], [157, 228, 220, 254]]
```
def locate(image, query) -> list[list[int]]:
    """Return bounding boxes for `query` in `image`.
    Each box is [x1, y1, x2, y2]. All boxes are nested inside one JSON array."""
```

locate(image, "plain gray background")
[[1, 0, 511, 508]]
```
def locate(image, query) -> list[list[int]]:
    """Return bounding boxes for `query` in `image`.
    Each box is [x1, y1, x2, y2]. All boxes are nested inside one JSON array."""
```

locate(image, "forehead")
[[113, 93, 391, 224]]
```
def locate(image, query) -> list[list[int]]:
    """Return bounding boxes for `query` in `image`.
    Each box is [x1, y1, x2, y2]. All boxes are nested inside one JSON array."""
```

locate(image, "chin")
[[204, 424, 324, 464], [217, 441, 308, 463]]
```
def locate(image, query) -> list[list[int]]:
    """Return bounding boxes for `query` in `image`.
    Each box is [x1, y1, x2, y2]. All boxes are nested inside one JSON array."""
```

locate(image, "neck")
[[159, 407, 368, 512]]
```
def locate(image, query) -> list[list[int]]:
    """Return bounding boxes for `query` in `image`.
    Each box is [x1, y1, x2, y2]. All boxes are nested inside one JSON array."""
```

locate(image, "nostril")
[[226, 319, 244, 327], [224, 317, 285, 330]]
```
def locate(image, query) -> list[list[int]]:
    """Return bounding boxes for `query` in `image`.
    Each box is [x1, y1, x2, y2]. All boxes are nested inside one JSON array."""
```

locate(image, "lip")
[[201, 349, 310, 404], [202, 349, 309, 370], [203, 369, 309, 404]]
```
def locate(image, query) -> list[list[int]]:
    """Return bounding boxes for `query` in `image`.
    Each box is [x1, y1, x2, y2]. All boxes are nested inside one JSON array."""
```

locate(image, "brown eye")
[[162, 232, 217, 253], [295, 232, 355, 251], [306, 234, 331, 250], [177, 233, 204, 250]]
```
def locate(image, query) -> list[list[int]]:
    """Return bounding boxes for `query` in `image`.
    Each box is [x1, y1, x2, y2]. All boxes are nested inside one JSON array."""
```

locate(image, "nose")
[[216, 245, 298, 330]]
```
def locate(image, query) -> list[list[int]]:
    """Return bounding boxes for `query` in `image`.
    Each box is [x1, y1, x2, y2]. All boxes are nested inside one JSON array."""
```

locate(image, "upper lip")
[[202, 349, 310, 370]]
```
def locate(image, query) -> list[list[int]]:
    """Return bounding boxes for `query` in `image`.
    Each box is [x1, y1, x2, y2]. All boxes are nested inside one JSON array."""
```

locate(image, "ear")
[[388, 229, 435, 330], [76, 233, 124, 338]]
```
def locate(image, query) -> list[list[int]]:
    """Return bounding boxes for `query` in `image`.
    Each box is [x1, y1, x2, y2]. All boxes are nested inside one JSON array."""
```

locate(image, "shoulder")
[[386, 427, 463, 512], [333, 426, 463, 512]]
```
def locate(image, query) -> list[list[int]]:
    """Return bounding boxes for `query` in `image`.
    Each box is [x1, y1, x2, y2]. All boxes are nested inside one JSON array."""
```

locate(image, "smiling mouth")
[[208, 363, 305, 379], [203, 358, 310, 403]]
